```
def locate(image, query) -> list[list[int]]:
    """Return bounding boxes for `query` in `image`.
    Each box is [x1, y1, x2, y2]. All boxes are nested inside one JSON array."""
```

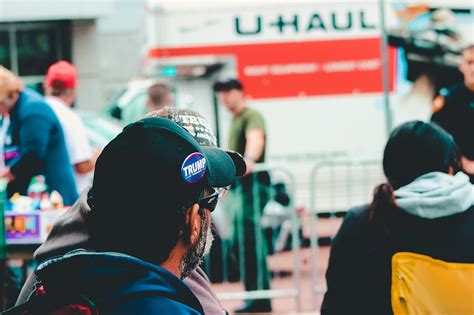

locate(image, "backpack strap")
[[3, 283, 98, 315]]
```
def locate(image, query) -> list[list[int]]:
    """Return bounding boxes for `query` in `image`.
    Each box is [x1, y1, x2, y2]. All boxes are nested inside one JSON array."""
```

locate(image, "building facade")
[[0, 0, 146, 111]]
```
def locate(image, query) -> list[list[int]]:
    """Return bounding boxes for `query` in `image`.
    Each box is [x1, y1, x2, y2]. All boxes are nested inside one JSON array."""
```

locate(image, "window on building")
[[0, 31, 11, 69], [17, 29, 57, 76], [0, 21, 71, 78]]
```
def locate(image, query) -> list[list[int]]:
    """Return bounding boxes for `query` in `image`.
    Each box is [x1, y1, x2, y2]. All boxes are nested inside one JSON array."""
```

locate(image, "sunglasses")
[[197, 187, 229, 212]]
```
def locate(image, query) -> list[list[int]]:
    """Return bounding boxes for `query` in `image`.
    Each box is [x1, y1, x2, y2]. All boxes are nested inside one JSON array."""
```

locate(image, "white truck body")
[[143, 0, 473, 209]]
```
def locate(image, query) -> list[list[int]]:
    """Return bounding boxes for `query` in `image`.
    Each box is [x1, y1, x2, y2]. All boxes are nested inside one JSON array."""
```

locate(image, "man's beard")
[[179, 214, 214, 279]]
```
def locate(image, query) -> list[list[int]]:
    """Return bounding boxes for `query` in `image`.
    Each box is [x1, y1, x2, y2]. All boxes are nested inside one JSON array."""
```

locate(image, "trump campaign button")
[[181, 152, 207, 184]]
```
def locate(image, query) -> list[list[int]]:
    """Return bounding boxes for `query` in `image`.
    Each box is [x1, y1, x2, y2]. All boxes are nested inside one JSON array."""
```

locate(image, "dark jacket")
[[5, 88, 77, 205], [321, 207, 474, 314], [17, 189, 224, 314], [321, 182, 474, 315], [13, 250, 204, 314], [431, 84, 474, 159]]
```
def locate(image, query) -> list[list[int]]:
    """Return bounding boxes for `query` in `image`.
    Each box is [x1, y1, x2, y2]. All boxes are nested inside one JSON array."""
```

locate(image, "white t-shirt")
[[46, 96, 92, 194]]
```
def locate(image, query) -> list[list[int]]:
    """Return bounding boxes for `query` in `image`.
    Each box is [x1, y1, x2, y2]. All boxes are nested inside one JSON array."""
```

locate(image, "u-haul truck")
[[142, 0, 473, 208]]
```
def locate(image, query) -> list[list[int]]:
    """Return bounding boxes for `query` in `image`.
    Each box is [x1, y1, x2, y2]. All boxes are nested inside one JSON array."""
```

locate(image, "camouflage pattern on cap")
[[145, 106, 217, 147]]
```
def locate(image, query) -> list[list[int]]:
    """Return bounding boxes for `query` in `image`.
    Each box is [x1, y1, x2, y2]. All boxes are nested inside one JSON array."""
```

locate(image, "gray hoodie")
[[395, 171, 474, 219]]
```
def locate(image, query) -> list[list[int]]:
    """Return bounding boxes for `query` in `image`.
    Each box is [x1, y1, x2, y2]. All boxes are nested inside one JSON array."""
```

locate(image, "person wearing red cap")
[[44, 61, 95, 194]]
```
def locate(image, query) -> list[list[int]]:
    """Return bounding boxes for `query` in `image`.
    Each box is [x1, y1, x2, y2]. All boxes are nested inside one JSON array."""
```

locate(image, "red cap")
[[45, 61, 77, 89]]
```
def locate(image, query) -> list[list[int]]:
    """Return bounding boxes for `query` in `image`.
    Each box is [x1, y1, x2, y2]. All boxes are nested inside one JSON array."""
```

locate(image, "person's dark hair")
[[369, 121, 461, 226], [88, 182, 205, 266], [148, 83, 171, 107]]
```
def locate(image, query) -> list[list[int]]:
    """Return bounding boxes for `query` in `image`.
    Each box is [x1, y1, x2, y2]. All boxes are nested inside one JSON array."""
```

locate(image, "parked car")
[[106, 78, 157, 125], [76, 110, 123, 150]]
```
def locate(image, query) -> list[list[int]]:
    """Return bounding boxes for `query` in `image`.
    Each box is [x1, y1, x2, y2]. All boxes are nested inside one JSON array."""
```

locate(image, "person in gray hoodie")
[[321, 121, 474, 315]]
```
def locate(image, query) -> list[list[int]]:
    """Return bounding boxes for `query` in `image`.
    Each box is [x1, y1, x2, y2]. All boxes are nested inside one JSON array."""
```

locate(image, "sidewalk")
[[211, 216, 342, 314]]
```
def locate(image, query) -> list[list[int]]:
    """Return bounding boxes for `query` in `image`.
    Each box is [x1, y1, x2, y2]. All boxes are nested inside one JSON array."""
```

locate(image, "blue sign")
[[159, 66, 177, 77]]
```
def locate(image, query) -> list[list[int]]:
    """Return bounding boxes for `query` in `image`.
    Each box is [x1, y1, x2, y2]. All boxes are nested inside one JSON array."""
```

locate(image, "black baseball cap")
[[92, 117, 246, 213], [89, 117, 245, 263], [213, 79, 243, 92]]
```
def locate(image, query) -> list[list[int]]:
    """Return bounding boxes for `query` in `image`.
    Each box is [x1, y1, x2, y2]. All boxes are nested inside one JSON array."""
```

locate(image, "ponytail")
[[368, 183, 398, 234]]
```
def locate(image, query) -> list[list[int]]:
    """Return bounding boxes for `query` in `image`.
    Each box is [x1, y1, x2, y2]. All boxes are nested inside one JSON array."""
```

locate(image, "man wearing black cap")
[[9, 117, 245, 314], [213, 79, 272, 313]]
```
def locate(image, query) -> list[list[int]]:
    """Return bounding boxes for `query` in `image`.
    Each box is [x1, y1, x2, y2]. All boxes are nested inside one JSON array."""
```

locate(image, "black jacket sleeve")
[[320, 210, 361, 314]]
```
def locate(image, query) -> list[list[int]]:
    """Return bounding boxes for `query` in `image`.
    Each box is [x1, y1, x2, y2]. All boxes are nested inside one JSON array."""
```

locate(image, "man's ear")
[[184, 203, 202, 245]]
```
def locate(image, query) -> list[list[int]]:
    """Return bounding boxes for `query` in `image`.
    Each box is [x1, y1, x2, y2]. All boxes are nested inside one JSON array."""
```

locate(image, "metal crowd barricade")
[[208, 163, 302, 311], [309, 160, 384, 310]]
